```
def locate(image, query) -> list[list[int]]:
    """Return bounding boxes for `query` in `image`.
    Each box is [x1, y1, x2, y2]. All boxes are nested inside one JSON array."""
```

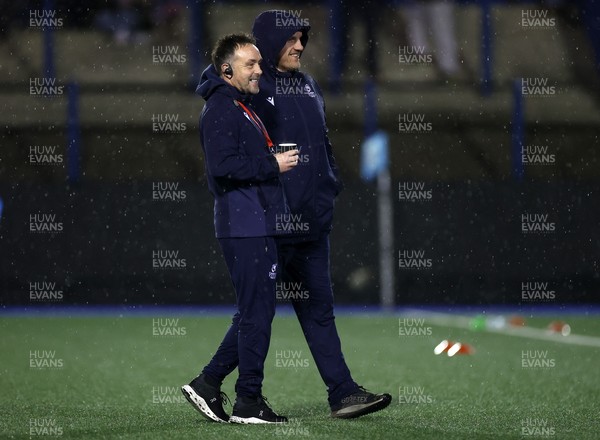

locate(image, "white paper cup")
[[277, 143, 297, 154]]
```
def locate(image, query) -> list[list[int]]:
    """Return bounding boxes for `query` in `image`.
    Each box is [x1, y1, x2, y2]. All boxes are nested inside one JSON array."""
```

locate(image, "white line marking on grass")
[[402, 310, 600, 348]]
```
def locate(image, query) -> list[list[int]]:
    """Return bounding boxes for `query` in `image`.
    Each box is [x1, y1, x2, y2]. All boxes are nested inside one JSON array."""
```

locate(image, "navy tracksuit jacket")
[[252, 11, 360, 406], [196, 64, 287, 238], [251, 18, 343, 241]]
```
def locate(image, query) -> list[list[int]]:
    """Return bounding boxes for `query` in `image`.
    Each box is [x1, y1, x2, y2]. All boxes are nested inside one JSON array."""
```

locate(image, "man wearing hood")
[[251, 11, 392, 419], [181, 33, 298, 424]]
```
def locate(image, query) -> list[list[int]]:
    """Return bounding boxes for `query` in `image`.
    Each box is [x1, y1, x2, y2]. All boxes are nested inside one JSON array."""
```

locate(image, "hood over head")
[[252, 10, 310, 71], [196, 64, 250, 102], [196, 64, 223, 100]]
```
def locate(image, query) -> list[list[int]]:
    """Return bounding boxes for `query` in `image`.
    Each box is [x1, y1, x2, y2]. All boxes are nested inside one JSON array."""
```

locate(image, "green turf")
[[1, 313, 599, 439]]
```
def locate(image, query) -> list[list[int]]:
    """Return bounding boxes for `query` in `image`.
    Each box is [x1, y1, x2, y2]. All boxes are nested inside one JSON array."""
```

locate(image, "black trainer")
[[181, 374, 230, 423], [330, 386, 392, 419], [229, 395, 288, 424]]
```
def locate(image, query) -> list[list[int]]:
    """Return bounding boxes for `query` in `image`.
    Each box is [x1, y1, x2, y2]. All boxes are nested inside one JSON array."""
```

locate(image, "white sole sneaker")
[[229, 416, 284, 424], [181, 385, 229, 423]]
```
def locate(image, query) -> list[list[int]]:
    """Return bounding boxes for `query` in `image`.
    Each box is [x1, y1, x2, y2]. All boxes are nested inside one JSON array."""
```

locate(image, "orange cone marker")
[[547, 320, 571, 336], [434, 340, 475, 356]]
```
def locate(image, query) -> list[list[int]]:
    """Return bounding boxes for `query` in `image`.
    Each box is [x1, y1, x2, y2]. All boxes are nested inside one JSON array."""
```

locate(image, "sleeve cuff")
[[266, 154, 280, 174]]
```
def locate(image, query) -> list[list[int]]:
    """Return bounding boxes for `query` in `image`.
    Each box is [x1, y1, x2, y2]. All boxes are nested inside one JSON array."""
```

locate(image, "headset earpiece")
[[223, 64, 233, 78]]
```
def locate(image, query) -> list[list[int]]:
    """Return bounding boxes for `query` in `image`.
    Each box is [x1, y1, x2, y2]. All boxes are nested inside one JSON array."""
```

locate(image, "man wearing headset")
[[181, 33, 298, 424]]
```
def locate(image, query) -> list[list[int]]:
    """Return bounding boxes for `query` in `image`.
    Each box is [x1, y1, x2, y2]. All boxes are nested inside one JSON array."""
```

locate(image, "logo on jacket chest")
[[275, 78, 316, 98]]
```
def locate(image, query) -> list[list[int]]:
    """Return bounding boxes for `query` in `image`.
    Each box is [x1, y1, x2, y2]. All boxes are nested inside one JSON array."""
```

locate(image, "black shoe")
[[229, 395, 288, 424], [181, 374, 230, 423], [330, 386, 392, 419]]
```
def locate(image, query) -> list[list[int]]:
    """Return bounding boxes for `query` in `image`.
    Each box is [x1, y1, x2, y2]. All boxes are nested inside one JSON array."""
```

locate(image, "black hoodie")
[[252, 10, 342, 241], [195, 64, 287, 238]]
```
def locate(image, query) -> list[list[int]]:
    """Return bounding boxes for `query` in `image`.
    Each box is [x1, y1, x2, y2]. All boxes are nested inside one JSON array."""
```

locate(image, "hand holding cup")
[[274, 143, 299, 173]]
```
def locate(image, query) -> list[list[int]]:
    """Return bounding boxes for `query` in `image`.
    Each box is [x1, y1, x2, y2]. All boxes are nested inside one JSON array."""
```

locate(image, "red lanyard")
[[235, 100, 274, 150]]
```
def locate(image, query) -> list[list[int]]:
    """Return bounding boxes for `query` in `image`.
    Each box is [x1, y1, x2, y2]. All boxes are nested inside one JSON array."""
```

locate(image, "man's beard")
[[278, 54, 301, 72]]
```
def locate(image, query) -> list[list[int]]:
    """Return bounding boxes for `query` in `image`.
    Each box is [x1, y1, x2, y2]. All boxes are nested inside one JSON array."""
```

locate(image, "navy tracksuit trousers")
[[203, 236, 278, 398], [202, 233, 359, 406], [277, 234, 359, 406]]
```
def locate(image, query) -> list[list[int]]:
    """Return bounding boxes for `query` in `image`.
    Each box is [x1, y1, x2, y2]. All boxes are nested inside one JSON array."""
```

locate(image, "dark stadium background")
[[1, 0, 599, 307]]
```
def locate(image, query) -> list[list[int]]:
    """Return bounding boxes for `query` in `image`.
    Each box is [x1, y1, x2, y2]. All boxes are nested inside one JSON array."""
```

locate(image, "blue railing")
[[187, 0, 205, 90], [511, 78, 525, 181], [66, 82, 81, 185]]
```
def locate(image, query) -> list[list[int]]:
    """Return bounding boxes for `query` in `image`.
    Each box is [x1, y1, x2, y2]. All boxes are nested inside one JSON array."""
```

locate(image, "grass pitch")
[[1, 310, 599, 439]]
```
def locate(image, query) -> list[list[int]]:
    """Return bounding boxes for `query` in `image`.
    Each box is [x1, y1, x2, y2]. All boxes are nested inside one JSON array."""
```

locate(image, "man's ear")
[[222, 63, 233, 79]]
